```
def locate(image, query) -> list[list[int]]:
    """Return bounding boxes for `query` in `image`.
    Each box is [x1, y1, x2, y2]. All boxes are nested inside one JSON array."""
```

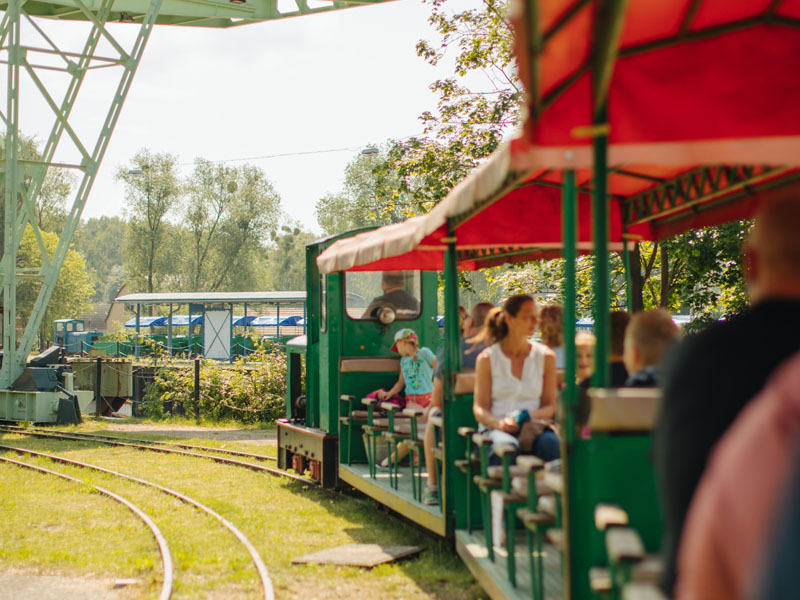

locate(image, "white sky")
[[13, 0, 463, 234]]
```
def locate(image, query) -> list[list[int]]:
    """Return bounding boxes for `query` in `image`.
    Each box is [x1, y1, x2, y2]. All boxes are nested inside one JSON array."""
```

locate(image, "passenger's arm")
[[473, 352, 518, 433], [531, 350, 557, 420], [379, 371, 405, 400]]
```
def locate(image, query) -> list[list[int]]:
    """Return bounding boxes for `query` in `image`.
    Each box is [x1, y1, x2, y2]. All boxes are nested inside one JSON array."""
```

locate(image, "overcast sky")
[[14, 0, 464, 234]]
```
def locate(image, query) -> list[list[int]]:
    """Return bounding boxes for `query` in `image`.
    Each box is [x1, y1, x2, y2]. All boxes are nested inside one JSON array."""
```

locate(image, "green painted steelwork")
[[5, 0, 398, 29], [1, 0, 163, 388], [622, 164, 794, 226], [591, 127, 610, 389], [560, 169, 578, 599], [442, 233, 461, 528], [0, 0, 384, 392]]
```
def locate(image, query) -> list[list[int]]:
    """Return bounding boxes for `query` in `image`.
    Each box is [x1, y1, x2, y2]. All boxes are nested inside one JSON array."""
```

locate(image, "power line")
[[177, 147, 356, 167], [175, 131, 426, 167]]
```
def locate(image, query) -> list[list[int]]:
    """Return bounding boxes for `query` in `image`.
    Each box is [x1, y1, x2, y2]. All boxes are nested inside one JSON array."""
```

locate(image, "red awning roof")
[[512, 0, 800, 168], [316, 1, 800, 274]]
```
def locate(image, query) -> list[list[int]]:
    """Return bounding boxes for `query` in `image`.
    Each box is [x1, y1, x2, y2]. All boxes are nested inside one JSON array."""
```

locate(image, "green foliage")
[[183, 159, 281, 291], [379, 0, 521, 211], [118, 149, 181, 294], [315, 146, 411, 236], [17, 227, 95, 345], [266, 223, 316, 290], [75, 216, 127, 302], [142, 348, 288, 424]]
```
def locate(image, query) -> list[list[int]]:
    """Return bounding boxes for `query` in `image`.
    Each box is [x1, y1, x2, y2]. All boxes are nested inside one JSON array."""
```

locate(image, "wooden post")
[[194, 357, 200, 422]]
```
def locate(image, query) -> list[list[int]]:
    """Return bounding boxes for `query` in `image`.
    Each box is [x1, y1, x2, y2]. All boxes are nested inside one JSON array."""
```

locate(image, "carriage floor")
[[339, 462, 447, 535], [456, 529, 563, 600]]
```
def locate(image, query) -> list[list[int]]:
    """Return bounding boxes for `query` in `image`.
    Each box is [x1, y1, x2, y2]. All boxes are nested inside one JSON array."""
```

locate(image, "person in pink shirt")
[[675, 349, 800, 600]]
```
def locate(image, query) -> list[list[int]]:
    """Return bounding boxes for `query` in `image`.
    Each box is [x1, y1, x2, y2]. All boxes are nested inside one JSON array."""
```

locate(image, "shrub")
[[141, 347, 290, 424]]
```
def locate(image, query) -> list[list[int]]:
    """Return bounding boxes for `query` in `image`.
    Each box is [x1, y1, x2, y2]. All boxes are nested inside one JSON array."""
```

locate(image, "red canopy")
[[512, 0, 800, 168], [316, 1, 800, 274]]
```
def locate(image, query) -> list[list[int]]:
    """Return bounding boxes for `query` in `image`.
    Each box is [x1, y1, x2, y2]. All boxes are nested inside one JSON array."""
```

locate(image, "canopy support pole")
[[591, 121, 611, 388], [135, 304, 140, 360], [168, 303, 173, 356], [560, 169, 578, 599], [442, 228, 461, 514]]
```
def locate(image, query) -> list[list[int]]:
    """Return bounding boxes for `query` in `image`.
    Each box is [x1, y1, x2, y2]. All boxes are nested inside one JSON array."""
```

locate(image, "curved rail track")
[[0, 425, 312, 484], [0, 454, 175, 600], [22, 426, 278, 462], [0, 443, 275, 600]]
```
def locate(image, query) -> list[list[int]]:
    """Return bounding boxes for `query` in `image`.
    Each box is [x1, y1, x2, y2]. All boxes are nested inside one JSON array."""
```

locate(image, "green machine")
[[0, 0, 397, 422], [278, 229, 439, 488]]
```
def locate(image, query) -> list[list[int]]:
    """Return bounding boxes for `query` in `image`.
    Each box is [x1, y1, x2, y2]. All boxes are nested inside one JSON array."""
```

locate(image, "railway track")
[[0, 443, 275, 600], [0, 454, 174, 600], [0, 425, 312, 484], [22, 426, 278, 462]]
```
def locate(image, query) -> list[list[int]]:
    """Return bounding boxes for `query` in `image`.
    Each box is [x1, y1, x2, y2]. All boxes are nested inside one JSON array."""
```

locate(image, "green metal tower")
[[0, 0, 395, 415]]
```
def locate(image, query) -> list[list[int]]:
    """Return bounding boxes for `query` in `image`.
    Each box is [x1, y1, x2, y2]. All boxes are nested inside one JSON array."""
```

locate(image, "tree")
[[381, 0, 521, 210], [0, 133, 75, 234], [316, 147, 410, 237], [75, 216, 127, 302], [117, 149, 180, 295], [267, 223, 317, 290], [183, 159, 238, 290], [204, 163, 281, 291], [17, 227, 94, 346]]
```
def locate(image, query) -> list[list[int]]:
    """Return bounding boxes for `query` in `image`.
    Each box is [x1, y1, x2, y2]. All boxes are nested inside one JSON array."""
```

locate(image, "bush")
[[141, 347, 289, 424]]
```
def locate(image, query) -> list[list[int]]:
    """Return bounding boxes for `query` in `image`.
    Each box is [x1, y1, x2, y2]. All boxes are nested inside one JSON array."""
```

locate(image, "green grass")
[[0, 427, 485, 599]]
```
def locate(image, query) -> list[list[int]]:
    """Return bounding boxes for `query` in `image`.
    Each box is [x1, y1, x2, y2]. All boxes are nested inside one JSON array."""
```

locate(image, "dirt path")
[[0, 570, 139, 600], [101, 422, 277, 446]]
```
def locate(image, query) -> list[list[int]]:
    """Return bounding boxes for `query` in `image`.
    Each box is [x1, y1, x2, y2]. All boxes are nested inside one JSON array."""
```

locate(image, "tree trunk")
[[660, 245, 670, 307], [628, 243, 645, 312]]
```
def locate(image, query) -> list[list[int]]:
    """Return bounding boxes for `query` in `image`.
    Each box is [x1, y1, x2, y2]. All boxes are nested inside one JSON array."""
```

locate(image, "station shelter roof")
[[116, 292, 306, 305], [317, 1, 800, 274]]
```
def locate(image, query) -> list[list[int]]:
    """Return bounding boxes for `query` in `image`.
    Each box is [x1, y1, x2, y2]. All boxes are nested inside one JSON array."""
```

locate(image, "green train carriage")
[[279, 3, 800, 599]]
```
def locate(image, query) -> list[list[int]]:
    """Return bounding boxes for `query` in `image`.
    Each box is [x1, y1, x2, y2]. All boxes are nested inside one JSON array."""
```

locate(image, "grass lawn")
[[0, 422, 485, 599]]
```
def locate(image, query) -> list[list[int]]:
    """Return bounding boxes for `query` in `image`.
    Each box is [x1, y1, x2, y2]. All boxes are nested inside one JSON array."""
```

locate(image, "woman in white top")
[[473, 294, 560, 462]]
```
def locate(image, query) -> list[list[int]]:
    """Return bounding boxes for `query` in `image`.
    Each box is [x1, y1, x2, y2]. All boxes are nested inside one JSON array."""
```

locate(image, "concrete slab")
[[291, 543, 423, 568]]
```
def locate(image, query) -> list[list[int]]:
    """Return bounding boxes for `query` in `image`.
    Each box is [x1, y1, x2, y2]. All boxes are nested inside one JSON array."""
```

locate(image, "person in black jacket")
[[363, 271, 419, 318], [654, 193, 800, 595]]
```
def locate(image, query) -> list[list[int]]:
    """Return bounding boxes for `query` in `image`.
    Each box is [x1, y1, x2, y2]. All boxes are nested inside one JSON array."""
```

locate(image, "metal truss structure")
[[0, 0, 396, 390]]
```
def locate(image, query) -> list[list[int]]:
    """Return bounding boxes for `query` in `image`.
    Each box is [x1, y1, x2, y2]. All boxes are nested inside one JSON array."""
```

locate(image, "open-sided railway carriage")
[[279, 2, 800, 598]]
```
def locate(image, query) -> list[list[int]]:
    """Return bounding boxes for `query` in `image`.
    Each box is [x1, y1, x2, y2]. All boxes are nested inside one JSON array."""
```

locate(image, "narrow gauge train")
[[279, 3, 800, 599]]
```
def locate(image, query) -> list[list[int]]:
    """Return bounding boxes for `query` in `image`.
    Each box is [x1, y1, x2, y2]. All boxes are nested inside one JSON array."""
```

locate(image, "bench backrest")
[[339, 356, 401, 373], [587, 388, 661, 432], [453, 371, 475, 395]]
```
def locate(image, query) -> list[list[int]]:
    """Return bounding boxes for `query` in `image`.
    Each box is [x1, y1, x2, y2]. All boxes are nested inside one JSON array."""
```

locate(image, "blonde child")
[[375, 328, 436, 468], [623, 309, 681, 387]]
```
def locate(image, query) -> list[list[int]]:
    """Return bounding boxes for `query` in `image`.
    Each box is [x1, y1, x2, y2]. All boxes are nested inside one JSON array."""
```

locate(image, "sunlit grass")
[[0, 427, 485, 599]]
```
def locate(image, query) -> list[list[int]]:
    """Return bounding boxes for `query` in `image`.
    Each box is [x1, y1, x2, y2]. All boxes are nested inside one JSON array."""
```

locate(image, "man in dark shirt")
[[363, 271, 419, 318], [654, 194, 800, 594]]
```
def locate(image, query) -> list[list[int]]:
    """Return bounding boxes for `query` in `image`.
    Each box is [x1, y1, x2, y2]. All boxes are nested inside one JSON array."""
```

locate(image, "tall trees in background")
[[117, 150, 181, 295], [316, 147, 410, 237], [183, 159, 281, 291]]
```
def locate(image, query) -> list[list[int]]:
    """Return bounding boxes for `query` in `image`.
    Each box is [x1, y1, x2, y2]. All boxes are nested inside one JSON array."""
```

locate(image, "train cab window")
[[345, 270, 422, 320], [320, 274, 327, 332]]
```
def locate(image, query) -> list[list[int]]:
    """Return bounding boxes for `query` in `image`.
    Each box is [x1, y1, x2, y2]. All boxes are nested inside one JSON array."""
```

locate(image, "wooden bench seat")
[[588, 388, 662, 433], [595, 503, 630, 531], [454, 372, 475, 394], [622, 582, 668, 600], [606, 527, 645, 563]]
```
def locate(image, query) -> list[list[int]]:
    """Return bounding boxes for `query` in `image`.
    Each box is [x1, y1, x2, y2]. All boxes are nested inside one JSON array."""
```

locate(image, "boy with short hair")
[[623, 309, 681, 387]]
